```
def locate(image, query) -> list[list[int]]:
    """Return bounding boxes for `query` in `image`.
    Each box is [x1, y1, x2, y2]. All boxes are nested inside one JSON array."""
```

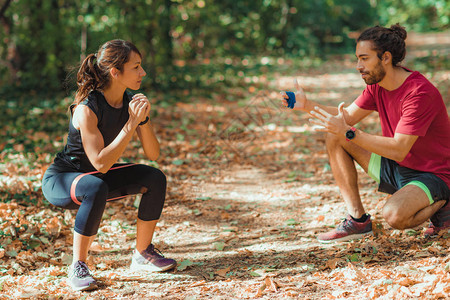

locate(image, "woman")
[[42, 39, 176, 291]]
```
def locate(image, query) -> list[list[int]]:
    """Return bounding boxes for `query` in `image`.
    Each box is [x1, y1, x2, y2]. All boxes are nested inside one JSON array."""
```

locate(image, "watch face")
[[346, 129, 355, 140]]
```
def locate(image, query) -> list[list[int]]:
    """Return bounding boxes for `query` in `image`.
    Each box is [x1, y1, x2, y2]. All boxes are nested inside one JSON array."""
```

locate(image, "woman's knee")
[[77, 177, 109, 209], [145, 167, 167, 188], [83, 178, 108, 197], [137, 167, 166, 219]]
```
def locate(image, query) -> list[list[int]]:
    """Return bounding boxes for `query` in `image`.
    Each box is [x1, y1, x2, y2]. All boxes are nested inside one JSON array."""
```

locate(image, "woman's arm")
[[136, 122, 160, 161], [73, 99, 147, 173], [131, 93, 160, 161]]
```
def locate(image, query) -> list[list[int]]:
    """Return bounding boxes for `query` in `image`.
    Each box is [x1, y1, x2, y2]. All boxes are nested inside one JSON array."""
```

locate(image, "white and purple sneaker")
[[130, 244, 176, 272], [68, 261, 98, 291]]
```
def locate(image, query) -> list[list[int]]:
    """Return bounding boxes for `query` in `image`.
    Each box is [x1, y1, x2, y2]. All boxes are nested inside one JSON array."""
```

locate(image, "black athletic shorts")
[[367, 153, 450, 204]]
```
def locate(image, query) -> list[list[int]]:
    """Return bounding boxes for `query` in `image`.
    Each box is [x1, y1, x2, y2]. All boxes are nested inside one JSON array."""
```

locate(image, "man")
[[281, 24, 450, 243]]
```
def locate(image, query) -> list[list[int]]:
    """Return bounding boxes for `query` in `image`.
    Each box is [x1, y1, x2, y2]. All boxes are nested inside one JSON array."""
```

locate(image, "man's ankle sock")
[[351, 213, 369, 223]]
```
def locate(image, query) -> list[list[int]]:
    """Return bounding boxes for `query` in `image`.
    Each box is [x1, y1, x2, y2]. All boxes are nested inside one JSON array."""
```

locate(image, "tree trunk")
[[146, 0, 173, 90], [279, 0, 293, 50], [0, 0, 20, 83], [161, 0, 173, 63]]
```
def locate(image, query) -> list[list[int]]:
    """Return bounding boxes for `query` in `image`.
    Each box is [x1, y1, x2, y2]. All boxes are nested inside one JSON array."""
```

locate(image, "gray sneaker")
[[68, 261, 98, 291], [130, 244, 177, 272], [425, 200, 450, 237], [317, 214, 373, 243]]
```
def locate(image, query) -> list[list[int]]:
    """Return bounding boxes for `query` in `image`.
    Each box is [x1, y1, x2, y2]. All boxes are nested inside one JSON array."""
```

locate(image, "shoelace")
[[73, 262, 91, 278], [142, 245, 165, 260], [337, 218, 352, 231]]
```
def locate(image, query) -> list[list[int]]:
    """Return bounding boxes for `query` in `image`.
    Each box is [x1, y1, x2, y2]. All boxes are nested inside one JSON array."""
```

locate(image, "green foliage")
[[375, 0, 449, 31], [0, 0, 447, 95]]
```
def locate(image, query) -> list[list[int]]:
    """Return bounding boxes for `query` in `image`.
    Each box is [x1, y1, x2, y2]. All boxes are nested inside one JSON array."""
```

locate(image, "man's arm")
[[310, 103, 418, 162], [281, 80, 339, 115], [281, 82, 372, 126], [280, 80, 418, 161], [349, 129, 418, 162]]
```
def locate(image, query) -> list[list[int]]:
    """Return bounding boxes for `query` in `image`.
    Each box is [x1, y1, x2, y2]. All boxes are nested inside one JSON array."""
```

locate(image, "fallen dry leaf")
[[215, 266, 231, 277]]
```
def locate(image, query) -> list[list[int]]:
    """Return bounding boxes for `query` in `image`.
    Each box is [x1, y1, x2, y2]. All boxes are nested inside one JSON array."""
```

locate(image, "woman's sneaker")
[[130, 244, 177, 272], [68, 261, 98, 291], [317, 215, 373, 243], [424, 200, 450, 237]]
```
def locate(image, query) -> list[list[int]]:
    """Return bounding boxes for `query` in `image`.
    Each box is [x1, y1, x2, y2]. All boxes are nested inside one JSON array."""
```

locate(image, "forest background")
[[1, 0, 449, 299], [0, 0, 449, 94]]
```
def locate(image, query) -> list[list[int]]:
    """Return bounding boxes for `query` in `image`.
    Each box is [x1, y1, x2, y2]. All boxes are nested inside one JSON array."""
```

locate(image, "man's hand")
[[280, 79, 307, 110], [309, 102, 350, 136]]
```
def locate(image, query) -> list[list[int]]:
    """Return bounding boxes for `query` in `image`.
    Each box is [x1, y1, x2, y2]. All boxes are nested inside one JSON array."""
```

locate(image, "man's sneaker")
[[317, 214, 373, 243], [68, 261, 98, 291], [424, 200, 450, 237], [130, 244, 177, 272]]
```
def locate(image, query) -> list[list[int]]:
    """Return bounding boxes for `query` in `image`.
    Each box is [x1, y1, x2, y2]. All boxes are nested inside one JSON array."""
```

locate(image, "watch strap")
[[345, 126, 356, 141]]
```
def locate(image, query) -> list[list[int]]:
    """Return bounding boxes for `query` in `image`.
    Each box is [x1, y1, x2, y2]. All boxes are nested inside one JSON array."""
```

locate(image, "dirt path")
[[1, 32, 450, 299]]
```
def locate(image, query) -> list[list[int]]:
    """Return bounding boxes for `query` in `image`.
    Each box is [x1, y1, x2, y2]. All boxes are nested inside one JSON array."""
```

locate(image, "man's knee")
[[382, 205, 409, 230], [325, 132, 343, 152]]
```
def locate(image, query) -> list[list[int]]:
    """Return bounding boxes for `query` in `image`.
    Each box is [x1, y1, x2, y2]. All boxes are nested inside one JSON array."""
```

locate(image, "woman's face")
[[115, 51, 147, 90]]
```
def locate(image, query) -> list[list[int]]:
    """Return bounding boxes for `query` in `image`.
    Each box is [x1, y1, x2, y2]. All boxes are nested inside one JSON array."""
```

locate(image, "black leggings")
[[42, 163, 166, 236]]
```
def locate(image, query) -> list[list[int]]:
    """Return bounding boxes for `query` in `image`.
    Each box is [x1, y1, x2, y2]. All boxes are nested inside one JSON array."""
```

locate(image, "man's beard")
[[361, 61, 386, 85]]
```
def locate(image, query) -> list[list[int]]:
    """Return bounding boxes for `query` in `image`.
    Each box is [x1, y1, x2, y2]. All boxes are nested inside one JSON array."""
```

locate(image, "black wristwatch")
[[139, 116, 149, 126], [345, 127, 356, 141]]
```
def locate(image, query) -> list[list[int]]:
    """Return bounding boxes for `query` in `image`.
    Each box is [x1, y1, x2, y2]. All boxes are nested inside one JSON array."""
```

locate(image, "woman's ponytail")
[[74, 53, 100, 105]]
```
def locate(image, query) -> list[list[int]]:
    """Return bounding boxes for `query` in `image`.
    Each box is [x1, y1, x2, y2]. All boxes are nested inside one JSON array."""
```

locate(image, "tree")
[[0, 0, 20, 83]]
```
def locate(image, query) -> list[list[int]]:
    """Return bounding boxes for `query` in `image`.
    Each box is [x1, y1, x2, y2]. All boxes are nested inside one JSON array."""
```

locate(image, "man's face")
[[355, 41, 386, 85]]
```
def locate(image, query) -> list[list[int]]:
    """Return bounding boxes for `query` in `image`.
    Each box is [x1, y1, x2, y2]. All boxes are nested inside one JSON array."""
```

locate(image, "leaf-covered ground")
[[1, 32, 449, 299]]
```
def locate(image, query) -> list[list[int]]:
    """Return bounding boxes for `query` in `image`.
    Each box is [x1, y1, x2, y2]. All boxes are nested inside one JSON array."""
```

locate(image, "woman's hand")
[[129, 93, 150, 123]]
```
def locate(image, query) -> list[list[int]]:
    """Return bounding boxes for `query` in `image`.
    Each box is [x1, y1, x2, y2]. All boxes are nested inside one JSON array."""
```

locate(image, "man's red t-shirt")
[[355, 69, 450, 189]]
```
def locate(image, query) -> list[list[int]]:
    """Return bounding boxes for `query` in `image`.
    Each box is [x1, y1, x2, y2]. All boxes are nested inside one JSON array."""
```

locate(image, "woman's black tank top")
[[52, 90, 131, 173]]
